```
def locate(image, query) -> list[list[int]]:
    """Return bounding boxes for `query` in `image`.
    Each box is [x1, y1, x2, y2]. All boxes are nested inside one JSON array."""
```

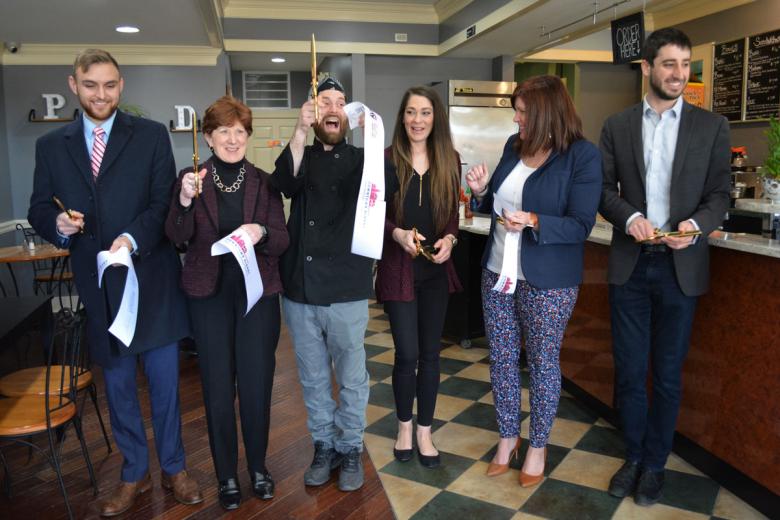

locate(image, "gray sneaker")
[[304, 441, 343, 486], [338, 447, 364, 492]]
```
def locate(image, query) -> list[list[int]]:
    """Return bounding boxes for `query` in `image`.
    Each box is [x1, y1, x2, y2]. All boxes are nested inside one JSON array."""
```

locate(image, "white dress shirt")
[[626, 96, 699, 237]]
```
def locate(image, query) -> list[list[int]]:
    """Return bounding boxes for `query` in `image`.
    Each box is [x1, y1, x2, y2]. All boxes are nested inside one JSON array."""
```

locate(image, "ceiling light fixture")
[[115, 25, 140, 34], [271, 57, 286, 63]]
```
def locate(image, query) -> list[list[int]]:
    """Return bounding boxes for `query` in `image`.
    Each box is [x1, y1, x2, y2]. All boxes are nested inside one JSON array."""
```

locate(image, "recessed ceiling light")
[[271, 57, 286, 63], [115, 25, 140, 34]]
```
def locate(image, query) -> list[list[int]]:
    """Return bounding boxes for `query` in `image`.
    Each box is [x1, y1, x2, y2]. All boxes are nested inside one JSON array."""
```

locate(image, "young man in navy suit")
[[599, 28, 730, 506], [28, 49, 202, 516]]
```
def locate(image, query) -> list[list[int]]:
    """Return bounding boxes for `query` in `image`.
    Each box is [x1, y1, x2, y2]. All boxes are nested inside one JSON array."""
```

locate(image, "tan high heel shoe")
[[519, 447, 546, 488], [486, 438, 521, 477]]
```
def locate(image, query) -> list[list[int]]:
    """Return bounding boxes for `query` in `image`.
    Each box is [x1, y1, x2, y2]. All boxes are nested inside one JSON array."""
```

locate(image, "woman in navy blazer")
[[165, 96, 288, 510], [466, 75, 601, 487]]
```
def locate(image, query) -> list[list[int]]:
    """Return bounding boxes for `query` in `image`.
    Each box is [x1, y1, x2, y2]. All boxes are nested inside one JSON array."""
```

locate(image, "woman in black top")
[[376, 86, 461, 468]]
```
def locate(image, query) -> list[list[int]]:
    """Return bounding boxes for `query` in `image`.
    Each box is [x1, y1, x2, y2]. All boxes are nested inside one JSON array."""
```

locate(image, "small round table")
[[0, 244, 70, 297]]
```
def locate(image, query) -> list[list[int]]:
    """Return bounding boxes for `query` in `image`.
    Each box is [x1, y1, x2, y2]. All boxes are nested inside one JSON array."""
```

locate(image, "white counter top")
[[706, 230, 780, 258], [735, 199, 780, 214], [459, 216, 491, 235], [459, 216, 780, 259]]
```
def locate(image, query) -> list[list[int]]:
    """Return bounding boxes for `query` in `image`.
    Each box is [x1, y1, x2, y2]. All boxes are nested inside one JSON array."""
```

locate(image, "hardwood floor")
[[0, 326, 394, 519]]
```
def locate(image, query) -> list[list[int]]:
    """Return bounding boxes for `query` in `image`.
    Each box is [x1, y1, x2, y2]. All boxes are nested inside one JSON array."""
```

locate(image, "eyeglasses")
[[412, 227, 438, 261]]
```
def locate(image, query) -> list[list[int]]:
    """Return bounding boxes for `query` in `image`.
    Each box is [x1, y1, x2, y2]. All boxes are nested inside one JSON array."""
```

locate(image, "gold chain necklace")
[[212, 163, 246, 193]]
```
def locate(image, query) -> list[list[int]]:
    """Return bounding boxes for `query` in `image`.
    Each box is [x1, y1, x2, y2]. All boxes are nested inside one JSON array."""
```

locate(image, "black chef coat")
[[271, 139, 374, 305]]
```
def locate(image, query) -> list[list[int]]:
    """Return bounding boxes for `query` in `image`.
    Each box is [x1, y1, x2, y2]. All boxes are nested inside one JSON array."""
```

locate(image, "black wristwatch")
[[256, 224, 269, 244]]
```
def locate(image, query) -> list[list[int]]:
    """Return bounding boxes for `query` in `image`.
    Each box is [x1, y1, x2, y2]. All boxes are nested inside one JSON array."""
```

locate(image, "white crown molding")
[[225, 39, 439, 56], [1, 44, 222, 66], [224, 0, 439, 24], [434, 0, 472, 22]]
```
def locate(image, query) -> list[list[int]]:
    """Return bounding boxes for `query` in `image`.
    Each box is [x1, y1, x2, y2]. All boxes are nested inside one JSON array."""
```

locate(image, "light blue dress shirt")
[[642, 95, 682, 232], [625, 96, 698, 239]]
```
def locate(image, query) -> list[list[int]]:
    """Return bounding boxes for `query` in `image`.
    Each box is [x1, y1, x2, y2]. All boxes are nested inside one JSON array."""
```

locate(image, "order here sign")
[[611, 12, 645, 64]]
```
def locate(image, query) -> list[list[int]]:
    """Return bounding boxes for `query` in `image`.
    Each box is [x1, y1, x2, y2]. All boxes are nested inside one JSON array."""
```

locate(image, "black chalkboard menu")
[[713, 39, 745, 121], [745, 29, 780, 120]]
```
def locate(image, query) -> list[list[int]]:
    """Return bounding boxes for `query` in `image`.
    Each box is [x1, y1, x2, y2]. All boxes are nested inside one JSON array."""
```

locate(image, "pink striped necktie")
[[91, 126, 106, 180]]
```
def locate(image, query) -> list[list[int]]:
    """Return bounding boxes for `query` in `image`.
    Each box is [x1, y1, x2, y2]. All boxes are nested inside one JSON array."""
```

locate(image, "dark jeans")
[[610, 251, 698, 471], [384, 264, 448, 427]]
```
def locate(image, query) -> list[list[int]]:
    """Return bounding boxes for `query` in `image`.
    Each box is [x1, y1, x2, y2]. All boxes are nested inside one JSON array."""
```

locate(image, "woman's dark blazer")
[[375, 149, 462, 303], [165, 158, 289, 298], [477, 135, 602, 289]]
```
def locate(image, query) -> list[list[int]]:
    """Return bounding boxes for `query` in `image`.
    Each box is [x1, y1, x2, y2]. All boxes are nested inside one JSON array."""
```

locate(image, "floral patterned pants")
[[481, 269, 578, 448]]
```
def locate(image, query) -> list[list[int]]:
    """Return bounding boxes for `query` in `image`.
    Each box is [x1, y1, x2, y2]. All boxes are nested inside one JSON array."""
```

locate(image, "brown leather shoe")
[[486, 438, 521, 477], [519, 447, 546, 488], [100, 474, 152, 517], [161, 469, 204, 505]]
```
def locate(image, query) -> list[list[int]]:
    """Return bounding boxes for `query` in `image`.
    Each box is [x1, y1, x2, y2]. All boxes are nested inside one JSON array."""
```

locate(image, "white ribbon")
[[97, 246, 138, 347], [211, 227, 263, 315], [345, 101, 386, 260], [492, 229, 520, 294], [491, 197, 520, 294]]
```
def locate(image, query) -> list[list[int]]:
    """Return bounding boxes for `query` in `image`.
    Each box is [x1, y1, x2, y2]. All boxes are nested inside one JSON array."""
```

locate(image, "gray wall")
[[290, 71, 310, 107], [575, 62, 640, 145], [320, 56, 353, 101], [1, 63, 227, 219], [439, 0, 513, 42], [0, 65, 14, 297], [0, 66, 12, 222], [365, 56, 493, 145], [676, 0, 780, 166], [351, 54, 367, 148], [231, 70, 243, 102], [492, 55, 515, 82]]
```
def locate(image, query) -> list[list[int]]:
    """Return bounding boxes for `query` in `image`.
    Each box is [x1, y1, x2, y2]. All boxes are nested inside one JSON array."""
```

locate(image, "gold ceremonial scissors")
[[636, 228, 702, 243], [495, 213, 533, 228], [52, 195, 84, 233], [311, 34, 319, 123], [412, 227, 438, 261], [192, 112, 201, 198]]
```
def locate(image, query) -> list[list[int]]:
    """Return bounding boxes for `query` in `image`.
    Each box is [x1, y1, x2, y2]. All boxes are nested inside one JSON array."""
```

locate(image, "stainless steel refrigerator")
[[435, 79, 518, 185], [436, 80, 518, 347]]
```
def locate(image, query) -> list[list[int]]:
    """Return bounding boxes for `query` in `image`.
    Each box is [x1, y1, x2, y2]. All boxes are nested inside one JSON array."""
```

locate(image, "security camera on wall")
[[4, 42, 20, 54]]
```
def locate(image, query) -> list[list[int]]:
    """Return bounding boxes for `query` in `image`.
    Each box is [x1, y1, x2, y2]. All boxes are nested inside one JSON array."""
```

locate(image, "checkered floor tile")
[[362, 302, 768, 520]]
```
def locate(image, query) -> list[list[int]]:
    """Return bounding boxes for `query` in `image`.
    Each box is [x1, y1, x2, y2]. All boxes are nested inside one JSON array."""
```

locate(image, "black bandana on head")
[[317, 76, 345, 93]]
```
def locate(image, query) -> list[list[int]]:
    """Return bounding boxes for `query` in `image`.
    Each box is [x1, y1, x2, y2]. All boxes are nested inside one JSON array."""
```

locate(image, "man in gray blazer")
[[599, 28, 730, 506]]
